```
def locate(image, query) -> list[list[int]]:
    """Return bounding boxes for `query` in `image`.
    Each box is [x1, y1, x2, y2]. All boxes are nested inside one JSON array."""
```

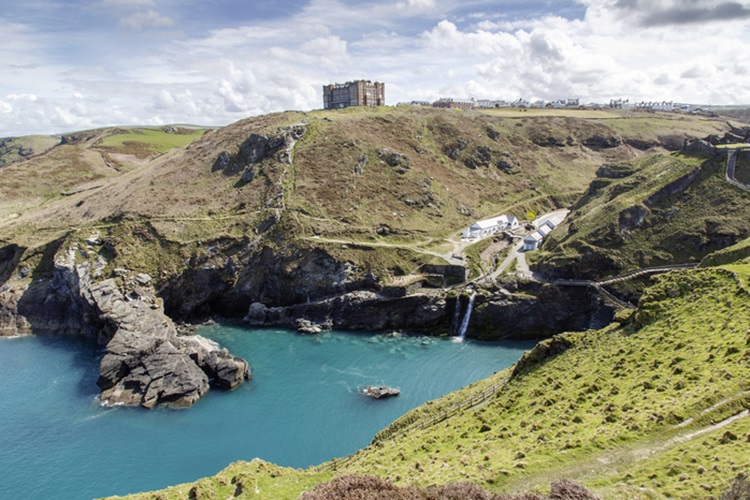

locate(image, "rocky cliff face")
[[242, 279, 614, 341], [467, 281, 614, 340], [0, 243, 250, 408], [245, 291, 447, 333], [160, 244, 374, 321]]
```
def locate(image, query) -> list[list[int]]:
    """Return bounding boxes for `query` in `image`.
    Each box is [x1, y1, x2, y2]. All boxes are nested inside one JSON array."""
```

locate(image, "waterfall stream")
[[455, 291, 477, 341]]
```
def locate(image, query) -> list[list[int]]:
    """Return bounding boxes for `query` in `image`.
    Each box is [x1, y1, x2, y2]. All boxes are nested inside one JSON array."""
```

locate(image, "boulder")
[[199, 347, 252, 389], [584, 134, 622, 150], [244, 302, 269, 325], [496, 152, 521, 174], [378, 149, 410, 173], [296, 318, 325, 334], [618, 204, 650, 233]]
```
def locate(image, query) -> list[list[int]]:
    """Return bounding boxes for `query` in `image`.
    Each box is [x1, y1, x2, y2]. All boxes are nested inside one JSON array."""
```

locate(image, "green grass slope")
[[533, 152, 750, 280], [0, 126, 209, 228], [98, 127, 208, 156], [119, 264, 750, 499], [701, 235, 750, 267]]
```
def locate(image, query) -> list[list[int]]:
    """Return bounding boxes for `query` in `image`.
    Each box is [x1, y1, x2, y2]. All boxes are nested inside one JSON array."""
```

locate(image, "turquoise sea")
[[0, 326, 534, 499]]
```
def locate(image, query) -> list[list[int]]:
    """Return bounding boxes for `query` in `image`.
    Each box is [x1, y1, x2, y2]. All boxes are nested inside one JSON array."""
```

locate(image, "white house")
[[523, 232, 544, 251], [464, 219, 498, 239], [523, 220, 559, 251], [463, 214, 518, 239], [476, 99, 512, 109]]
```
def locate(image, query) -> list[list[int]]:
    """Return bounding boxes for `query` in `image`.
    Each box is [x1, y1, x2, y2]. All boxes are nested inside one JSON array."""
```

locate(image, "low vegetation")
[[0, 135, 60, 167], [97, 127, 208, 157], [534, 152, 750, 280]]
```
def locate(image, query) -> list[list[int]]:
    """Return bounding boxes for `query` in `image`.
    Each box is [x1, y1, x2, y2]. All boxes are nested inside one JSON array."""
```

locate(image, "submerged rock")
[[363, 385, 400, 399]]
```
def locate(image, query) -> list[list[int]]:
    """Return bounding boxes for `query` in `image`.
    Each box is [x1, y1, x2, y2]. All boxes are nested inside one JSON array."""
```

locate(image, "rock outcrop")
[[511, 333, 574, 378], [1, 244, 250, 408], [468, 282, 614, 340], [162, 245, 374, 321], [92, 279, 250, 408]]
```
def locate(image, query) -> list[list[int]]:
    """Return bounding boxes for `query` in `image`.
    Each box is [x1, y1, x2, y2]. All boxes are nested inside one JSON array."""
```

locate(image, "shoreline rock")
[[93, 278, 251, 408]]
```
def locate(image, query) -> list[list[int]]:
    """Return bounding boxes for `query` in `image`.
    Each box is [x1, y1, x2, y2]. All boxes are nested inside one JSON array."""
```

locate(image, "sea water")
[[0, 327, 534, 499]]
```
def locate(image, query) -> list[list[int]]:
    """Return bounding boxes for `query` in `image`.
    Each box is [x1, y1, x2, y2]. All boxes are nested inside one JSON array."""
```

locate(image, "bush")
[[720, 474, 750, 500]]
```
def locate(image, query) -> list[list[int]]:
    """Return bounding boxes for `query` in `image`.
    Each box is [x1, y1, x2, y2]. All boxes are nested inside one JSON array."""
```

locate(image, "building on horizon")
[[432, 97, 475, 110], [475, 99, 511, 109], [322, 80, 385, 109]]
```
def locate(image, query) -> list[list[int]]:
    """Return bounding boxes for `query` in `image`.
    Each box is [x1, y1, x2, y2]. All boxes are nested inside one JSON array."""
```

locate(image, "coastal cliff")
[[0, 107, 742, 409], [0, 242, 249, 408]]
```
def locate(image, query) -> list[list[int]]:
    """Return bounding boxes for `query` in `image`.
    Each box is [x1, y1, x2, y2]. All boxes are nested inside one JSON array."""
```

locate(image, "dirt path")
[[303, 235, 446, 260], [504, 407, 750, 494]]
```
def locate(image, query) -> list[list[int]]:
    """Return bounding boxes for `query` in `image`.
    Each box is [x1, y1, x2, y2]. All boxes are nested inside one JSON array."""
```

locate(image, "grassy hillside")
[[98, 127, 207, 154], [533, 151, 750, 280], [0, 107, 735, 289], [0, 126, 210, 230], [0, 135, 60, 167], [119, 264, 750, 499], [701, 235, 750, 267]]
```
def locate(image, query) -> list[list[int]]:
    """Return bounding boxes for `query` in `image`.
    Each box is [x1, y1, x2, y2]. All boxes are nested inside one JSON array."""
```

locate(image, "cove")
[[0, 326, 534, 499]]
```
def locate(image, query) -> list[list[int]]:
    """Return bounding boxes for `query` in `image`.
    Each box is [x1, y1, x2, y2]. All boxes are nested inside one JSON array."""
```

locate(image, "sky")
[[1, 0, 749, 136]]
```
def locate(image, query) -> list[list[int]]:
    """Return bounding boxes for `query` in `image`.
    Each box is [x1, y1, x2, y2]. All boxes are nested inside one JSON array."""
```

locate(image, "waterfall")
[[455, 291, 477, 341]]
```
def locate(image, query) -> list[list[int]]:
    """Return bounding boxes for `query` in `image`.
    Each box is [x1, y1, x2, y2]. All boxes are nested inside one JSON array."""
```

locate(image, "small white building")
[[464, 219, 498, 239], [507, 215, 520, 230], [524, 219, 558, 251], [536, 220, 556, 236], [476, 99, 511, 108], [523, 232, 544, 251]]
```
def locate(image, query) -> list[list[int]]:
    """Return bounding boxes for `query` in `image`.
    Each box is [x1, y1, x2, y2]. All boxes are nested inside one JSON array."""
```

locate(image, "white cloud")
[[7, 93, 39, 102], [98, 0, 155, 7], [96, 0, 156, 9], [119, 9, 175, 29], [1, 0, 749, 137], [395, 0, 437, 14]]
